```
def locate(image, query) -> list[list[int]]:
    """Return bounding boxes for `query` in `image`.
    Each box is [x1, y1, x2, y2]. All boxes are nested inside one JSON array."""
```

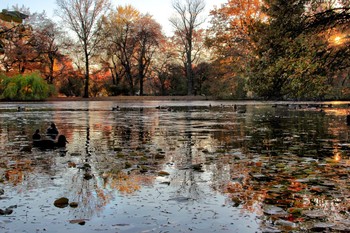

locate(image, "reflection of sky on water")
[[1, 101, 350, 232]]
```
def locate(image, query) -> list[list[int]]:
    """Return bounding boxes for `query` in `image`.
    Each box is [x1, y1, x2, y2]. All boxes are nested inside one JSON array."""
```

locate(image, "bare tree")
[[56, 0, 110, 98], [170, 0, 205, 95]]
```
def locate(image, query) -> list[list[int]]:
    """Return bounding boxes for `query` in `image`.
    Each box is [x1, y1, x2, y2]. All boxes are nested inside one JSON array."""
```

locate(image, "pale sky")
[[0, 0, 227, 35]]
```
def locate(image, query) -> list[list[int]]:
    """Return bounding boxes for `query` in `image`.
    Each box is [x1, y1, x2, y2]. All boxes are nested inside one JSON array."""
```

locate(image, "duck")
[[56, 135, 69, 147], [20, 145, 32, 153], [33, 135, 68, 149], [32, 129, 41, 140], [33, 139, 54, 149], [46, 123, 59, 140], [17, 106, 26, 112]]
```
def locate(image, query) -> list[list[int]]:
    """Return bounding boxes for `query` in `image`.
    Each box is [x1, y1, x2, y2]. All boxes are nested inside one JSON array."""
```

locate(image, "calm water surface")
[[1, 100, 350, 232]]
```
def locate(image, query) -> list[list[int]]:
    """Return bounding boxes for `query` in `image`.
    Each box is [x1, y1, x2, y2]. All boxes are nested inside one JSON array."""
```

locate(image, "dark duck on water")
[[46, 122, 59, 139], [32, 128, 68, 149]]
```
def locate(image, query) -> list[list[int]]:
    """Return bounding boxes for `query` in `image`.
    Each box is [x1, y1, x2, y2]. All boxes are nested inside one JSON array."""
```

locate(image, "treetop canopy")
[[0, 9, 28, 24]]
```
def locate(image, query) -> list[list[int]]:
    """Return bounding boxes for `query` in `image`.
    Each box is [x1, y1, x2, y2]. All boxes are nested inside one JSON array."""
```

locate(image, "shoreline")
[[45, 95, 212, 101], [2, 96, 350, 104], [0, 95, 212, 103]]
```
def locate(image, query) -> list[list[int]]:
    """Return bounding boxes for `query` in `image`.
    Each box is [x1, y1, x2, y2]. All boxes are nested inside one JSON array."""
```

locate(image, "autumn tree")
[[29, 12, 64, 84], [170, 0, 205, 95], [101, 5, 140, 95], [246, 0, 306, 99], [133, 15, 163, 96], [207, 0, 263, 59], [247, 0, 350, 100], [207, 0, 349, 100], [56, 0, 110, 98], [0, 8, 30, 74], [304, 0, 350, 99], [0, 9, 28, 49], [206, 0, 264, 99], [148, 40, 178, 95], [101, 6, 164, 96], [0, 22, 37, 74], [148, 29, 207, 96], [58, 62, 85, 97], [193, 62, 211, 95]]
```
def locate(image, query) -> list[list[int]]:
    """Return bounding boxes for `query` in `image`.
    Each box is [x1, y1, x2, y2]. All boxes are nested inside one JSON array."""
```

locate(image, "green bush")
[[0, 73, 54, 100]]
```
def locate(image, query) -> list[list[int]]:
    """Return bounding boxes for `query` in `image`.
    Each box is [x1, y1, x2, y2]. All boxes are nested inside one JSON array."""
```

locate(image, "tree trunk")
[[126, 71, 134, 95], [138, 57, 144, 96], [48, 55, 54, 84], [187, 34, 193, 96], [83, 44, 89, 98], [139, 72, 144, 96], [186, 63, 193, 95]]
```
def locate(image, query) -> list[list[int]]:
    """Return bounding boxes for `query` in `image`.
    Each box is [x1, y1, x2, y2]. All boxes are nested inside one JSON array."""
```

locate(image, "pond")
[[1, 100, 350, 232]]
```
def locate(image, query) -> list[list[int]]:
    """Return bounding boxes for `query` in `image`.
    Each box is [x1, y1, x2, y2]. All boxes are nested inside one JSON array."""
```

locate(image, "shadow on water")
[[1, 101, 350, 232]]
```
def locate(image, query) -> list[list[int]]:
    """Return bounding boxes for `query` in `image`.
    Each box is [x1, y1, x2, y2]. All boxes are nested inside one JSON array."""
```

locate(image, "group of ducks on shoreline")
[[32, 123, 68, 149]]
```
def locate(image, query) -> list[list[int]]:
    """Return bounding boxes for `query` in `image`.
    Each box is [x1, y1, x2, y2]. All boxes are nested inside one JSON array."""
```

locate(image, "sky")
[[0, 0, 227, 35]]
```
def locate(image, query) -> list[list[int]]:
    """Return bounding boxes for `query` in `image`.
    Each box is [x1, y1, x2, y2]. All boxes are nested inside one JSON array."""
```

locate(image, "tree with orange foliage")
[[57, 56, 85, 97], [206, 0, 265, 99], [0, 24, 39, 74], [0, 9, 28, 57], [247, 0, 350, 100], [0, 7, 40, 75], [148, 39, 177, 95], [90, 69, 111, 97], [101, 5, 140, 95], [29, 12, 64, 84], [101, 6, 164, 96], [207, 0, 264, 58]]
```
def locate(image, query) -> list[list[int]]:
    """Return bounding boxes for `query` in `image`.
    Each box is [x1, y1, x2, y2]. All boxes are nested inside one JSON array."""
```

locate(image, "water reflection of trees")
[[2, 104, 350, 230], [58, 108, 159, 219], [170, 109, 203, 201], [209, 106, 350, 231]]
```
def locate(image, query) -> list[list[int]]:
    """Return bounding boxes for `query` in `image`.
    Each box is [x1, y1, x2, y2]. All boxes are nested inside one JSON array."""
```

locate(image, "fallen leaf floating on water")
[[69, 202, 79, 208], [158, 171, 170, 176], [168, 196, 194, 202], [112, 223, 130, 227], [69, 219, 88, 225]]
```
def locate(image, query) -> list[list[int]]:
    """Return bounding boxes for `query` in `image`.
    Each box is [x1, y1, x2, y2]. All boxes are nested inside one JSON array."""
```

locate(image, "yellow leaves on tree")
[[214, 0, 265, 33]]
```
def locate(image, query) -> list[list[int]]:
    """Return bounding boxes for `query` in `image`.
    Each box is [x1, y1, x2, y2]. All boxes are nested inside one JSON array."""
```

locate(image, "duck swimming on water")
[[32, 128, 68, 149], [33, 135, 68, 149], [46, 123, 59, 139], [32, 129, 41, 140], [56, 135, 69, 147]]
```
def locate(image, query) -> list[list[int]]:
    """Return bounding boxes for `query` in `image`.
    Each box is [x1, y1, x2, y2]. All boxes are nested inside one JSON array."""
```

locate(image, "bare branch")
[[55, 0, 110, 97], [169, 0, 206, 95]]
